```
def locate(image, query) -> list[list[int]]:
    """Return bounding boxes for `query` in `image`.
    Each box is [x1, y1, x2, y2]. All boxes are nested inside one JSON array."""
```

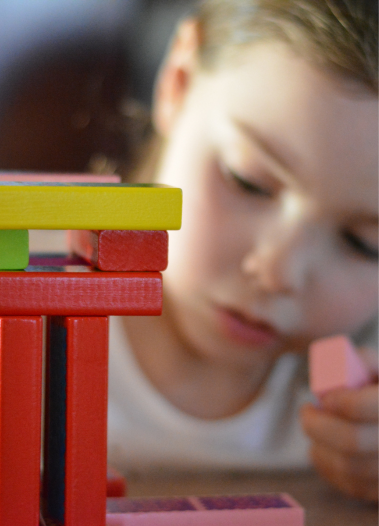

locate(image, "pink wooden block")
[[309, 335, 371, 399], [106, 493, 304, 526], [0, 172, 121, 183]]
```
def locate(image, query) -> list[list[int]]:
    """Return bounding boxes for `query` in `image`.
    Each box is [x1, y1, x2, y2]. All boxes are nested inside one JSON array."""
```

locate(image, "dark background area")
[[0, 0, 194, 174]]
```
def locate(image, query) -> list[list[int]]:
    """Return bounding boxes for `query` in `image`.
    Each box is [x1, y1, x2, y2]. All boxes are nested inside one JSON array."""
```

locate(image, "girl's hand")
[[301, 382, 378, 502]]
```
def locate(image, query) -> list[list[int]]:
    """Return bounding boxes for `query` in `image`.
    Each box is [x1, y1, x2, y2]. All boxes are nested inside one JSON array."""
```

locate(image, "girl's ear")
[[153, 18, 201, 136]]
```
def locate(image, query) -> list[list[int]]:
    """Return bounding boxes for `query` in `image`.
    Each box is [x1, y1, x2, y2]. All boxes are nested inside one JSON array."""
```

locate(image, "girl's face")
[[153, 33, 378, 369]]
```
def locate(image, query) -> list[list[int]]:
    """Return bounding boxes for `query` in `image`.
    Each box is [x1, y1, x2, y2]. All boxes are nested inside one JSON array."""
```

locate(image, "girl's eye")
[[342, 229, 378, 262], [220, 164, 273, 198]]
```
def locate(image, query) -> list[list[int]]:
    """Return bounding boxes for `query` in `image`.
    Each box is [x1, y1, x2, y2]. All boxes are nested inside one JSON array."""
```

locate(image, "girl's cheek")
[[313, 269, 378, 335]]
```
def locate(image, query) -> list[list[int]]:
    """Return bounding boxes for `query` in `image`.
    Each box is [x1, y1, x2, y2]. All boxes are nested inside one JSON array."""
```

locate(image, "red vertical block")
[[43, 316, 108, 526], [0, 316, 43, 526], [66, 316, 108, 526]]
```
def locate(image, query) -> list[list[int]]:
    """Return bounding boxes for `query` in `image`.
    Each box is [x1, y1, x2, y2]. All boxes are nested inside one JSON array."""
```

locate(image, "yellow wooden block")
[[0, 183, 182, 230]]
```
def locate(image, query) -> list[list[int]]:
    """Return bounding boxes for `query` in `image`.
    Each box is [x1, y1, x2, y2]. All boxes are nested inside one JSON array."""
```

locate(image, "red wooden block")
[[43, 316, 109, 526], [0, 316, 43, 526], [68, 230, 169, 271], [107, 466, 127, 498], [0, 267, 162, 316]]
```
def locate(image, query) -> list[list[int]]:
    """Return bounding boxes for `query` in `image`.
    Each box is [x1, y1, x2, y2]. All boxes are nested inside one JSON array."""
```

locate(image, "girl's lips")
[[215, 306, 280, 347]]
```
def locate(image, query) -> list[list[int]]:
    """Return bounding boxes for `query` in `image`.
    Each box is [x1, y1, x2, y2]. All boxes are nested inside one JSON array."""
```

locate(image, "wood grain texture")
[[43, 316, 108, 526], [0, 316, 43, 526], [0, 229, 29, 269], [0, 182, 182, 230], [69, 230, 169, 271], [0, 270, 162, 316]]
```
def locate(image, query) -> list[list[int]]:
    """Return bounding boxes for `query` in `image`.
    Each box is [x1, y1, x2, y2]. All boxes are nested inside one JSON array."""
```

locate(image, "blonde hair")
[[195, 0, 378, 91]]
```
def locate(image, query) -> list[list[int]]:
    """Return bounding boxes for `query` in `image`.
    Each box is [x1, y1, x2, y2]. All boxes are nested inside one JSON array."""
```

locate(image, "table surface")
[[126, 469, 378, 526]]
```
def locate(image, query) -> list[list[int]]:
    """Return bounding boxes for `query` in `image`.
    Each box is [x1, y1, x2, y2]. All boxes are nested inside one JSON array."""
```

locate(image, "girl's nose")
[[241, 209, 317, 296]]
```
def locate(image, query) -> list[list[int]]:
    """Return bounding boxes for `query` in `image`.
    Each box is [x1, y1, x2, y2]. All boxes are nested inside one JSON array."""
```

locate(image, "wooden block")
[[106, 494, 304, 526], [0, 172, 121, 183], [107, 467, 127, 498], [0, 316, 43, 526], [0, 182, 182, 230], [309, 335, 371, 399], [0, 229, 29, 269], [29, 253, 87, 267], [43, 316, 108, 526], [0, 266, 162, 316], [69, 230, 169, 271]]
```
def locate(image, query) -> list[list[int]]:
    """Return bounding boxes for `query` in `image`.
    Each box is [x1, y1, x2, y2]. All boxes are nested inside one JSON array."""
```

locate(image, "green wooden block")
[[0, 230, 29, 269]]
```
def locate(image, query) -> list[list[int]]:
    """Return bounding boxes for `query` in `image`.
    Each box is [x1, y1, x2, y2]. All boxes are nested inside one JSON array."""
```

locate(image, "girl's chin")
[[214, 306, 281, 348]]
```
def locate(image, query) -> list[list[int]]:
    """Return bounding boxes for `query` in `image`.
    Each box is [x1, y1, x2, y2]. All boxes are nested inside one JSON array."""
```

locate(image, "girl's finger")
[[360, 347, 379, 377], [301, 404, 378, 454], [321, 384, 378, 423], [311, 442, 378, 479], [310, 443, 378, 502]]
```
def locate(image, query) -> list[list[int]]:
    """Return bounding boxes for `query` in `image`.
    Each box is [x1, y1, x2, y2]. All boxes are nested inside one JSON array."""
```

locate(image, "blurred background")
[[0, 0, 195, 175]]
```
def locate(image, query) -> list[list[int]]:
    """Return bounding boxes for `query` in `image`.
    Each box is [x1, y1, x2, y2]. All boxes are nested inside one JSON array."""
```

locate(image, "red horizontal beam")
[[0, 271, 162, 316]]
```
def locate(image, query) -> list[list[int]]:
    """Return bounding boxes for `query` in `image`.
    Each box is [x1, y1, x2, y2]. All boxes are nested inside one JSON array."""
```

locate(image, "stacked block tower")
[[0, 173, 182, 526], [0, 173, 305, 526]]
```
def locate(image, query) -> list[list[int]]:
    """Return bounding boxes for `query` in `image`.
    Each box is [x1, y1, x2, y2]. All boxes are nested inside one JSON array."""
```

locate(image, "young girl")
[[107, 0, 378, 502]]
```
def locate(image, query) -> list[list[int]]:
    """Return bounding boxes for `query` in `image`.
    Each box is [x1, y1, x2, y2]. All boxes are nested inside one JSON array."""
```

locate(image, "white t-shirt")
[[107, 316, 313, 474]]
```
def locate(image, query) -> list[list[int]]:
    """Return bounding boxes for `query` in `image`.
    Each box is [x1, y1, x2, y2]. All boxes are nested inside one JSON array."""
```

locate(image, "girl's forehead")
[[202, 42, 377, 141], [194, 43, 378, 216], [206, 40, 376, 99]]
